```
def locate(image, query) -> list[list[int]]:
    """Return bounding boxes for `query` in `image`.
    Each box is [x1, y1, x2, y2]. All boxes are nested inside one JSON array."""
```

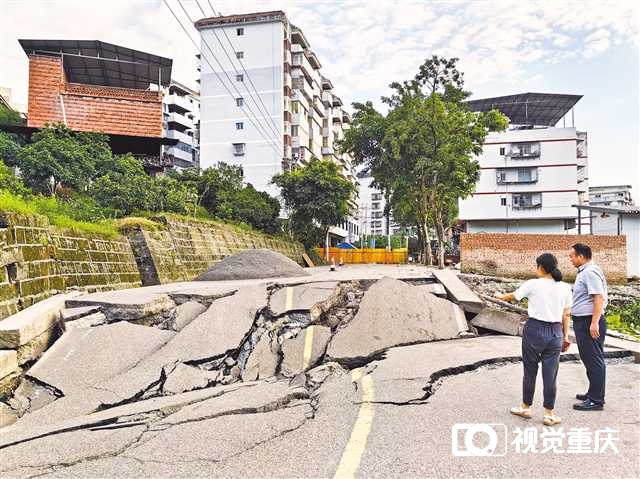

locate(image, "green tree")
[[0, 131, 22, 167], [16, 124, 105, 195], [272, 157, 356, 250], [342, 56, 508, 267], [0, 104, 22, 126], [224, 184, 281, 233], [0, 159, 30, 196]]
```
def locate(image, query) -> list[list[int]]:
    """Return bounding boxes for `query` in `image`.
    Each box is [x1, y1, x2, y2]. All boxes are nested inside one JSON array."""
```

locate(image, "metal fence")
[[316, 247, 408, 264]]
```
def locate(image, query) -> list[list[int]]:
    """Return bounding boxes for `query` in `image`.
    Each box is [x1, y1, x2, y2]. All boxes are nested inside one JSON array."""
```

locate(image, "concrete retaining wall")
[[460, 233, 628, 284]]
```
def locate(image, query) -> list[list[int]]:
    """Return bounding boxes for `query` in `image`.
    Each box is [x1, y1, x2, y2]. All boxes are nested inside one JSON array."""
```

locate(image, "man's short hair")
[[572, 243, 592, 259]]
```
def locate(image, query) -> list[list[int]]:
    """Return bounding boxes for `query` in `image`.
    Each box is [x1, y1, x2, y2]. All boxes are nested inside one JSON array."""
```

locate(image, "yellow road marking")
[[302, 326, 315, 370], [333, 369, 375, 479]]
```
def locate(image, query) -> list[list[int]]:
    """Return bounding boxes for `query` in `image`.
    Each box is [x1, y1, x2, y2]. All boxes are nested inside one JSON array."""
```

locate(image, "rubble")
[[195, 249, 309, 281], [471, 308, 526, 336], [281, 325, 332, 377], [241, 332, 280, 381], [326, 277, 465, 366]]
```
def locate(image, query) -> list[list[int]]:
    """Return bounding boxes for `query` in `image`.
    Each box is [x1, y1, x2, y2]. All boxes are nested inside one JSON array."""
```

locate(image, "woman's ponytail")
[[536, 253, 563, 282]]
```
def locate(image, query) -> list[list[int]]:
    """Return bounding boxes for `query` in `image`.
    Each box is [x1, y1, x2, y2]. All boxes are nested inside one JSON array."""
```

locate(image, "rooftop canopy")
[[19, 39, 172, 90], [466, 92, 582, 127]]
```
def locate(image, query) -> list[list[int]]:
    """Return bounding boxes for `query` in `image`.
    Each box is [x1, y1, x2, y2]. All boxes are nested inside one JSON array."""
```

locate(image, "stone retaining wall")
[[460, 233, 628, 284], [127, 216, 305, 285], [1, 212, 306, 319], [1, 212, 141, 320]]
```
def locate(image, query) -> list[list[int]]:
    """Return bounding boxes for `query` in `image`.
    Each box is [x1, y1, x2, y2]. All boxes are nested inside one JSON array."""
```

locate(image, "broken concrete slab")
[[159, 379, 307, 426], [95, 286, 268, 403], [65, 290, 176, 323], [172, 301, 207, 332], [281, 325, 332, 377], [269, 282, 341, 321], [471, 308, 526, 336], [59, 306, 101, 322], [0, 382, 256, 448], [162, 364, 219, 395], [433, 269, 484, 313], [0, 401, 18, 429], [0, 293, 79, 348], [27, 322, 175, 396], [15, 324, 60, 366], [326, 277, 463, 365], [8, 378, 59, 416], [414, 283, 447, 297], [241, 332, 280, 381], [64, 312, 107, 330], [0, 350, 17, 381]]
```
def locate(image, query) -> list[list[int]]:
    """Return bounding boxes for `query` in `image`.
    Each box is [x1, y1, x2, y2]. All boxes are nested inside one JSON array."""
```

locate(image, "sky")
[[1, 0, 639, 198]]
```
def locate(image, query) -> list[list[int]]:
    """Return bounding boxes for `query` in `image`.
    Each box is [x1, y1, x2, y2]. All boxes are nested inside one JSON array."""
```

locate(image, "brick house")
[[18, 39, 175, 173]]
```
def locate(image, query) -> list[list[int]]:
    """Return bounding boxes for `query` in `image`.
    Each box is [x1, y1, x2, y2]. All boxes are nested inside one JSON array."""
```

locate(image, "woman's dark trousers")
[[522, 318, 563, 409]]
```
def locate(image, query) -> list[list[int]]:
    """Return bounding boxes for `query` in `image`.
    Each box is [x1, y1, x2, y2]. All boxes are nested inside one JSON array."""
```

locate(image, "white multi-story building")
[[162, 80, 199, 170], [195, 10, 359, 244], [356, 171, 403, 238], [459, 93, 590, 234], [589, 185, 634, 207]]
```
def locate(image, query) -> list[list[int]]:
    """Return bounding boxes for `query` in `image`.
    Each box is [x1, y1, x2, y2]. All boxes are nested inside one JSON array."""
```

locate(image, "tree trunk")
[[435, 211, 446, 269]]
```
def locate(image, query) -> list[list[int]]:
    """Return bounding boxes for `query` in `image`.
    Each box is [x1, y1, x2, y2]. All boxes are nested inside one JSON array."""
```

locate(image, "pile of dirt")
[[195, 249, 310, 281]]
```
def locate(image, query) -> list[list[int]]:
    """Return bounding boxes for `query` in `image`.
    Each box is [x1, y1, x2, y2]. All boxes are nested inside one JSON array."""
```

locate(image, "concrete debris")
[[414, 283, 448, 297], [66, 290, 176, 324], [281, 325, 332, 377], [8, 378, 59, 417], [306, 362, 347, 388], [471, 308, 526, 336], [64, 312, 108, 330], [195, 249, 309, 281], [241, 332, 280, 381], [162, 364, 220, 395], [432, 269, 484, 313], [27, 322, 175, 396], [327, 277, 464, 365], [172, 301, 207, 331], [0, 401, 18, 428], [0, 350, 18, 381], [59, 306, 102, 322], [0, 293, 78, 348], [269, 282, 341, 321]]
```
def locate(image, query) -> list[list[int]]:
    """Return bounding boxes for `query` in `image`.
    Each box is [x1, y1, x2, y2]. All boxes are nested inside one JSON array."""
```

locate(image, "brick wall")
[[27, 55, 162, 137], [127, 216, 306, 285], [0, 212, 141, 320], [460, 233, 628, 284]]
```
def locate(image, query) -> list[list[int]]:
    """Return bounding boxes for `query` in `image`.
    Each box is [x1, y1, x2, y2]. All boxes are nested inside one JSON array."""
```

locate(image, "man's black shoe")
[[576, 393, 588, 401], [573, 399, 604, 411]]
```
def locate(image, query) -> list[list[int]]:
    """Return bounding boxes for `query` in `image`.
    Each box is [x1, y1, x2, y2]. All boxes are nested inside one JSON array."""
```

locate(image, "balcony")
[[496, 167, 538, 184], [168, 112, 194, 129], [512, 193, 542, 209], [165, 129, 194, 145], [165, 94, 195, 113], [509, 142, 540, 159], [165, 146, 192, 162]]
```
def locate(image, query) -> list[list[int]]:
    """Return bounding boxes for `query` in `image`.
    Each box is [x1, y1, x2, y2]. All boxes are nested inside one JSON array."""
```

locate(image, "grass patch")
[[115, 217, 164, 232], [606, 301, 640, 339]]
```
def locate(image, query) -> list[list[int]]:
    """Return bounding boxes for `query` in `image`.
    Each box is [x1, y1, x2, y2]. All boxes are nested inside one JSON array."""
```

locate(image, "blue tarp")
[[336, 242, 357, 249]]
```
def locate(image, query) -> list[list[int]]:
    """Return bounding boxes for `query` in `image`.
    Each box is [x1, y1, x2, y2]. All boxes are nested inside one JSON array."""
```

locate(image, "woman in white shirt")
[[496, 253, 572, 426]]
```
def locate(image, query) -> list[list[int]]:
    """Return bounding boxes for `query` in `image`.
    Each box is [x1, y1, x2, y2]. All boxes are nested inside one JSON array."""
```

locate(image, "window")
[[291, 125, 298, 136], [232, 143, 246, 156], [517, 168, 532, 182], [371, 202, 381, 210], [496, 171, 507, 184], [236, 97, 244, 107], [291, 101, 299, 113], [236, 51, 244, 59], [237, 27, 244, 36], [371, 193, 383, 201], [513, 193, 542, 209], [500, 197, 507, 206], [499, 147, 505, 156], [236, 122, 244, 130], [236, 74, 244, 82]]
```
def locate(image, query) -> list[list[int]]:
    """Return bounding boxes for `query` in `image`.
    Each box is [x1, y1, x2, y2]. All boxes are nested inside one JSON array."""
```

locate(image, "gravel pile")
[[195, 249, 309, 281]]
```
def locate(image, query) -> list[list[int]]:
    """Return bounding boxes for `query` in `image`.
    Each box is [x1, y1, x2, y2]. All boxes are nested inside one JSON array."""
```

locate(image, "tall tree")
[[272, 158, 355, 250], [343, 56, 508, 267]]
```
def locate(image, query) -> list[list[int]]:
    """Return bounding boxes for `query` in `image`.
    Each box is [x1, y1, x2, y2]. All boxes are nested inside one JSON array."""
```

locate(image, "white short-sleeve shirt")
[[514, 278, 573, 323]]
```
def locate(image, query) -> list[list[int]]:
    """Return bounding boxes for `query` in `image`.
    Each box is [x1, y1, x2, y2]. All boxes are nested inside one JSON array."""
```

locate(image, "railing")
[[316, 247, 408, 264]]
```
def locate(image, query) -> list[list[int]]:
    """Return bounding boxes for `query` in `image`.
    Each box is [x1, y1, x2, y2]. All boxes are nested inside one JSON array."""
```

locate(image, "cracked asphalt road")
[[1, 337, 638, 479]]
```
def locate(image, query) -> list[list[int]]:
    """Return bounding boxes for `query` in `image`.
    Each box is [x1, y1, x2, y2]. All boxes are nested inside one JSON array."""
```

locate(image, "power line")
[[198, 0, 283, 139], [163, 0, 282, 159], [176, 0, 282, 149]]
